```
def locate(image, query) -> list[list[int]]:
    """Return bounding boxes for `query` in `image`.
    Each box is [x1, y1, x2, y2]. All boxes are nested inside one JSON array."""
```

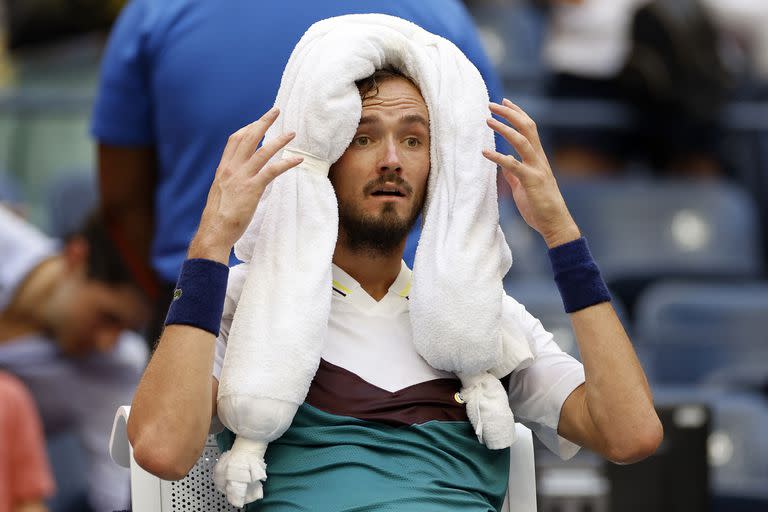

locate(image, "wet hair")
[[356, 66, 417, 100], [66, 211, 137, 288]]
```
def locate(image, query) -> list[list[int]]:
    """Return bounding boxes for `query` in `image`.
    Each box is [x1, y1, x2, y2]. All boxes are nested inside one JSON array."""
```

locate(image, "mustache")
[[362, 173, 414, 196]]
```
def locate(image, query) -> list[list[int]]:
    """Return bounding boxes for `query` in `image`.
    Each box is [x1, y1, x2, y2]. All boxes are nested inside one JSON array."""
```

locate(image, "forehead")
[[360, 77, 429, 120]]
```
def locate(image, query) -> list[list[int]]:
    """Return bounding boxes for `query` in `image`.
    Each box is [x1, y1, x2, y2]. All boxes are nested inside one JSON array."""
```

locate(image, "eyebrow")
[[358, 113, 429, 128]]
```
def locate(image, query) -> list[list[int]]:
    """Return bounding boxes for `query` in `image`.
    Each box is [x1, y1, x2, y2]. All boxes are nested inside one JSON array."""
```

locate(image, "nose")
[[378, 137, 402, 174]]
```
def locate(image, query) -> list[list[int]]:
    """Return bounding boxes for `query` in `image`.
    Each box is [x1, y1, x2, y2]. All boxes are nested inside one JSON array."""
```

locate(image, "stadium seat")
[[109, 406, 538, 512], [561, 178, 761, 311], [500, 197, 552, 280], [635, 281, 768, 385], [653, 388, 768, 508], [504, 277, 629, 360], [560, 178, 762, 283]]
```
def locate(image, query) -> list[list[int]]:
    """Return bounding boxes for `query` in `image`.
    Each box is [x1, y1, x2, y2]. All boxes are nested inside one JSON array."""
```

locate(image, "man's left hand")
[[482, 99, 580, 248]]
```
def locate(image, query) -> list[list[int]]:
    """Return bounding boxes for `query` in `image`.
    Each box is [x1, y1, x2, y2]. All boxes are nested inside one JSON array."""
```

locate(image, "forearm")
[[570, 302, 661, 462], [128, 324, 217, 479], [98, 144, 159, 290]]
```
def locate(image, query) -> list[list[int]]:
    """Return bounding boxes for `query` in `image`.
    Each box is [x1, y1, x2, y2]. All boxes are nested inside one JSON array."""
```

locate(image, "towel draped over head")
[[214, 14, 535, 508]]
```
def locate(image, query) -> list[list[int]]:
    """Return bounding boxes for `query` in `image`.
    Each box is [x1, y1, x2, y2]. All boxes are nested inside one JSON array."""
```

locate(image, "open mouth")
[[370, 187, 406, 198]]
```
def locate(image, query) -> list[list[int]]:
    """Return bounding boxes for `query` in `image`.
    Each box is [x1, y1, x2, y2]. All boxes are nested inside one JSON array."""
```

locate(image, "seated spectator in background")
[[0, 206, 149, 512], [541, 0, 729, 177], [0, 371, 55, 512]]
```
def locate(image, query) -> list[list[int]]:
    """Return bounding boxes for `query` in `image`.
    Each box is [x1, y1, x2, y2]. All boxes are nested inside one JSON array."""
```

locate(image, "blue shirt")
[[91, 0, 506, 281]]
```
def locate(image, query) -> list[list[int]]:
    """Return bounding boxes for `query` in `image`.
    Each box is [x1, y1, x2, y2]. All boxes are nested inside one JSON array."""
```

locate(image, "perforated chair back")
[[110, 407, 239, 511], [110, 406, 537, 511], [635, 281, 768, 385]]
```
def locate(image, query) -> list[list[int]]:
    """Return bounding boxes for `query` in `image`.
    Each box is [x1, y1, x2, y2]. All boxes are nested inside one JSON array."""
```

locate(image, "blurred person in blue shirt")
[[90, 0, 506, 348], [0, 206, 149, 512]]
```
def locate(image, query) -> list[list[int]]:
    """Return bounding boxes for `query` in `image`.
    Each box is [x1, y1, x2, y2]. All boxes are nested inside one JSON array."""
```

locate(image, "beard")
[[338, 192, 424, 257]]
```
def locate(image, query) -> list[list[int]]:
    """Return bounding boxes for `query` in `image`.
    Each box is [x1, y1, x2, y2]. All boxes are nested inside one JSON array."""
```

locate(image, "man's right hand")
[[188, 108, 303, 264]]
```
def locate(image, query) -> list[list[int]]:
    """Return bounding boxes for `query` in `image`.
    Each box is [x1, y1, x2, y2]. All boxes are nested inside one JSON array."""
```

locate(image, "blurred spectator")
[[0, 371, 55, 512], [0, 206, 149, 512], [91, 0, 506, 348], [542, 0, 730, 177], [700, 0, 768, 94]]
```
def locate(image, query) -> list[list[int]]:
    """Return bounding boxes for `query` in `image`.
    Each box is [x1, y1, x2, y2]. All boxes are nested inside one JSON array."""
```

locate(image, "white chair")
[[110, 406, 537, 511]]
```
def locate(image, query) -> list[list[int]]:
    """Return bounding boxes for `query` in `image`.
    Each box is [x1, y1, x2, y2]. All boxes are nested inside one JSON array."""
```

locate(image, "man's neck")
[[332, 236, 405, 302], [0, 256, 60, 342]]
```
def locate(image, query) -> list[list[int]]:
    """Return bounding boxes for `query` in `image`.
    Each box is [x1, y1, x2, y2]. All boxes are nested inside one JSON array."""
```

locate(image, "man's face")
[[329, 77, 430, 254], [52, 278, 148, 357]]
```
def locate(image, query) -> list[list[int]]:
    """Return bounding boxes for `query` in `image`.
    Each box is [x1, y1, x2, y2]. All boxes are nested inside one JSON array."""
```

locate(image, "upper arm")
[[556, 383, 606, 455]]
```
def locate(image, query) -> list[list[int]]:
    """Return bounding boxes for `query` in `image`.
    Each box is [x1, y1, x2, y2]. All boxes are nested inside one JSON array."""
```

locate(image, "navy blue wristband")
[[164, 258, 229, 335], [548, 237, 611, 313]]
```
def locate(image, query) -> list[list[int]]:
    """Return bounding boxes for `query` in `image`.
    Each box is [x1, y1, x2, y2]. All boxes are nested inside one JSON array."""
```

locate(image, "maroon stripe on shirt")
[[305, 359, 510, 427]]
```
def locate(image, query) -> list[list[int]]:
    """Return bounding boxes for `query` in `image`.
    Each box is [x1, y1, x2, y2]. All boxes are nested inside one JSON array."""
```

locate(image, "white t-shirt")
[[0, 206, 58, 310], [213, 261, 586, 459]]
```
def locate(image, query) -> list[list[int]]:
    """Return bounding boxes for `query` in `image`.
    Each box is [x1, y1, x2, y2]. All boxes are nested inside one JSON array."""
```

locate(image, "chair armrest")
[[109, 405, 132, 468]]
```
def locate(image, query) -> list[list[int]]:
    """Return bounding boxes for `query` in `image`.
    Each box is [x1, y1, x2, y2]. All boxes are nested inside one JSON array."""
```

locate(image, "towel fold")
[[215, 14, 536, 507]]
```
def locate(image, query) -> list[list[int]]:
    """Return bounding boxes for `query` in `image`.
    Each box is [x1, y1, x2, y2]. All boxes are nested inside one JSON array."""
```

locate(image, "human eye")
[[405, 137, 421, 148], [352, 135, 370, 147]]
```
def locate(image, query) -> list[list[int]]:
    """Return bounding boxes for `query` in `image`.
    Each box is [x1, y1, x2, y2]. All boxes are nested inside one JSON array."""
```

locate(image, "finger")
[[233, 107, 281, 162], [486, 117, 538, 162], [482, 148, 525, 179], [220, 125, 249, 165], [489, 101, 539, 143], [248, 131, 296, 171], [501, 97, 526, 114], [500, 166, 522, 192], [252, 156, 304, 185]]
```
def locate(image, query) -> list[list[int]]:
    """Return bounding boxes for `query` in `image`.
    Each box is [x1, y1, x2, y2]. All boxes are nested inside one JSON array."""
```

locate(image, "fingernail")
[[269, 107, 280, 116], [286, 131, 296, 138], [502, 98, 513, 105]]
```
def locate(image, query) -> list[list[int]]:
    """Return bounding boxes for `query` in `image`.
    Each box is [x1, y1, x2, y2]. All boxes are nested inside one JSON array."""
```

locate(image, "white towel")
[[215, 14, 535, 507]]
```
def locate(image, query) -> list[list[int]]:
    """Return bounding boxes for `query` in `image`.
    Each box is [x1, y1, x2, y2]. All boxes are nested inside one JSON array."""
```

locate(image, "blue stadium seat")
[[635, 281, 768, 385], [559, 178, 762, 283], [504, 277, 629, 360], [499, 197, 552, 279], [653, 387, 768, 508]]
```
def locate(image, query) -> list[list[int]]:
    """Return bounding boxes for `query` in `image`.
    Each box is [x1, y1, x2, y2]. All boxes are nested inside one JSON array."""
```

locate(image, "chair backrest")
[[559, 178, 762, 283], [110, 406, 537, 511], [635, 281, 768, 385], [652, 387, 768, 502]]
